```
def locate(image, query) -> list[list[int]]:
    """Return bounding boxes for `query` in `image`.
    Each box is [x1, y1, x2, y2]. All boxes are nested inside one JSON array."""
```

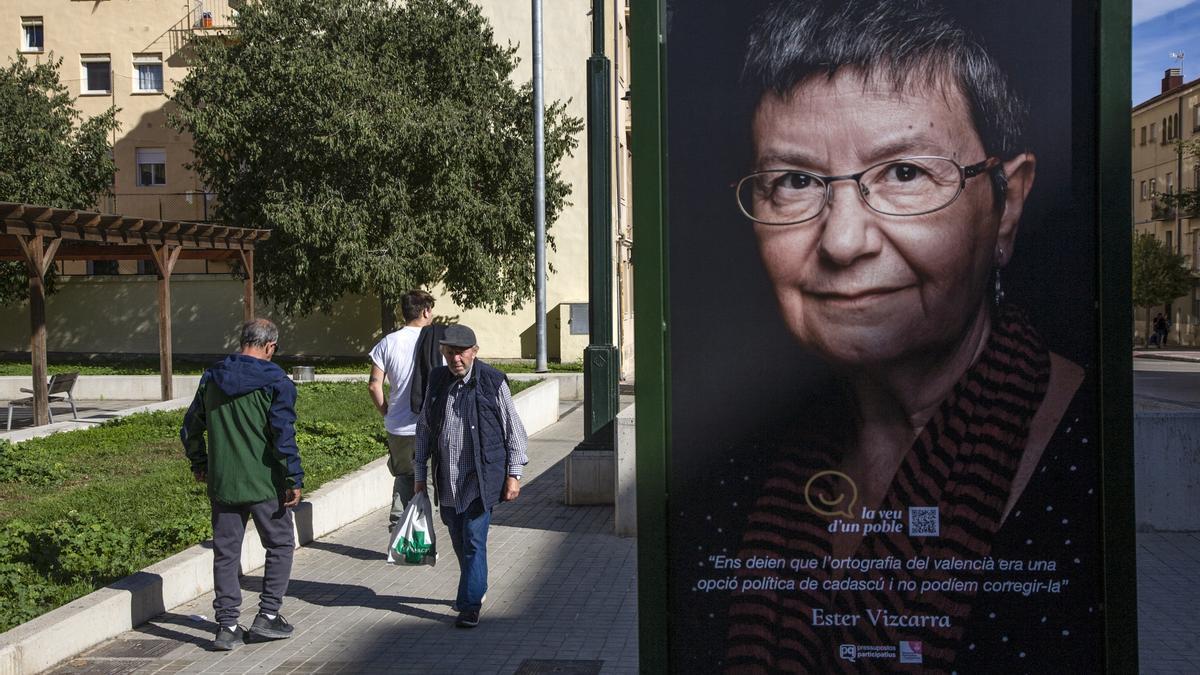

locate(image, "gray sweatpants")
[[211, 497, 295, 627]]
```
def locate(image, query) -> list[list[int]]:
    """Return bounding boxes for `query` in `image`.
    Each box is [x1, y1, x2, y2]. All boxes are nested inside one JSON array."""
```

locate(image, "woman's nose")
[[817, 181, 882, 266]]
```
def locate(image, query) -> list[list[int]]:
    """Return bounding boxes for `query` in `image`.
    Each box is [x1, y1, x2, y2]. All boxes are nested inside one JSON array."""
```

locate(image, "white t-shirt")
[[368, 326, 432, 436]]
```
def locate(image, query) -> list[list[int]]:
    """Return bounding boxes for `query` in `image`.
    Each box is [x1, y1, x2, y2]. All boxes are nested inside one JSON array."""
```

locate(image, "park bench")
[[6, 372, 80, 430]]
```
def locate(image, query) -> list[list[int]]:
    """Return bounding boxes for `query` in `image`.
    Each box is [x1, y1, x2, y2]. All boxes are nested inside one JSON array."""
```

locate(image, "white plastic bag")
[[387, 491, 437, 566]]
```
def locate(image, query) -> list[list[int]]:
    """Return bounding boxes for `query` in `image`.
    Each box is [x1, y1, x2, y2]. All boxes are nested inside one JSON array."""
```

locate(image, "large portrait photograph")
[[665, 0, 1103, 671]]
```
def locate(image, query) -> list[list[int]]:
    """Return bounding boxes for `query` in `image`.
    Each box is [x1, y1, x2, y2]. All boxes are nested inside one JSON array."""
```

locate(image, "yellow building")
[[0, 0, 633, 372], [1132, 67, 1200, 345]]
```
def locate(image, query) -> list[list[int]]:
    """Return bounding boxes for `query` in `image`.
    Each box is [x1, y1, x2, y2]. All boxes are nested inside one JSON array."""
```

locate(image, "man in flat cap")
[[413, 324, 528, 628]]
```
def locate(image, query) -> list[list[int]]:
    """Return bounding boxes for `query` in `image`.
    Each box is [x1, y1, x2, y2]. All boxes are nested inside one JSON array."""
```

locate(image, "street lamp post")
[[576, 0, 620, 452]]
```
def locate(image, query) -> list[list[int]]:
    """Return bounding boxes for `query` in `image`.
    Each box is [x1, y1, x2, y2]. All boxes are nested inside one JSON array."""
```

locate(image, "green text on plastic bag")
[[395, 530, 430, 563]]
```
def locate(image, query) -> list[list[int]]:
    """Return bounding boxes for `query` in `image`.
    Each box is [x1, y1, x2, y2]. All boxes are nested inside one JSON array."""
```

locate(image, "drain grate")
[[49, 659, 145, 675], [87, 638, 181, 659], [513, 660, 604, 675]]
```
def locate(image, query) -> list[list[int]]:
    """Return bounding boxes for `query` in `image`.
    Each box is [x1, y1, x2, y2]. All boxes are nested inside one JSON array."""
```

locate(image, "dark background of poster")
[[664, 0, 1097, 669]]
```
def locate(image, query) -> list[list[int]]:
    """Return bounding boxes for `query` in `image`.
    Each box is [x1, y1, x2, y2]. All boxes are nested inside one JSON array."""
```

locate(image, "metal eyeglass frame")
[[735, 156, 1001, 226]]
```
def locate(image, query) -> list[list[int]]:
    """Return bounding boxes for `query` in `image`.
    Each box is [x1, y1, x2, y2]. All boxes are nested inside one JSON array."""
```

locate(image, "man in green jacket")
[[181, 319, 304, 651]]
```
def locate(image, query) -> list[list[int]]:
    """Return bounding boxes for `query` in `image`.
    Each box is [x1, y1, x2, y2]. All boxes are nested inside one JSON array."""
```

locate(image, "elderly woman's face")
[[751, 72, 1028, 366]]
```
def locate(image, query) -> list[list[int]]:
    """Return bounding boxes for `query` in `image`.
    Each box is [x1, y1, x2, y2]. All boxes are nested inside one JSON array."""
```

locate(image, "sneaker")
[[212, 625, 245, 651], [455, 609, 480, 628], [451, 593, 486, 613], [249, 613, 294, 640]]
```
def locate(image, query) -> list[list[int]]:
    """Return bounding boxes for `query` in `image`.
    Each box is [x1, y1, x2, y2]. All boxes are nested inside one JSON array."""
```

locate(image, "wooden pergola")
[[0, 202, 270, 426]]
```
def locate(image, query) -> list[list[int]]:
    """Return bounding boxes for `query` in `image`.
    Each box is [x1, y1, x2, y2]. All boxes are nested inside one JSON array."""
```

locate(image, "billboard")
[[634, 0, 1134, 671]]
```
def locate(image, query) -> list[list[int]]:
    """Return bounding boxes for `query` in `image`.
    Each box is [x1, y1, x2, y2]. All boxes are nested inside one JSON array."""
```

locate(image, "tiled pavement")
[[37, 400, 1200, 674], [0, 399, 158, 433], [48, 403, 638, 674], [1137, 531, 1200, 673]]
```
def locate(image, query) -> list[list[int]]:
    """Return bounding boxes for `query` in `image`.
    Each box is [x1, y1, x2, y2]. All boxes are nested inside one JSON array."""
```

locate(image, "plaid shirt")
[[413, 366, 528, 513]]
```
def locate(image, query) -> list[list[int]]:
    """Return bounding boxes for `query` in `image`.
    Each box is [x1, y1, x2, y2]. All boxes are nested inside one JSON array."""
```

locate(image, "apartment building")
[[1132, 67, 1200, 345], [0, 1, 632, 368]]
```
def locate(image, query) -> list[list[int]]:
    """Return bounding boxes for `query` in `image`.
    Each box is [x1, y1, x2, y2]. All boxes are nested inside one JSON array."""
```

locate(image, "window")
[[20, 17, 43, 52], [136, 148, 166, 186], [1141, 126, 1148, 145], [1166, 230, 1174, 252], [1194, 165, 1199, 190], [1168, 172, 1175, 194], [1150, 178, 1158, 197], [87, 261, 119, 275], [1194, 105, 1200, 131], [132, 53, 163, 93], [1142, 181, 1148, 200], [80, 54, 111, 94]]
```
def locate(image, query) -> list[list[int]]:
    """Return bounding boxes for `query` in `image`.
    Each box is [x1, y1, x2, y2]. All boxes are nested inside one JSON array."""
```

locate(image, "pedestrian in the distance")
[[181, 318, 303, 651], [367, 289, 445, 532]]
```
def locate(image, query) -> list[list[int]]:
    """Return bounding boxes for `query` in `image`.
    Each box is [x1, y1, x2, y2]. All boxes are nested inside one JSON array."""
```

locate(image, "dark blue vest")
[[424, 360, 510, 509]]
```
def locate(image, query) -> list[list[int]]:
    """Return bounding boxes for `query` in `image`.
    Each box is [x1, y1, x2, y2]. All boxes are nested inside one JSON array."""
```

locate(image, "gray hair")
[[743, 0, 1027, 201], [239, 318, 279, 348]]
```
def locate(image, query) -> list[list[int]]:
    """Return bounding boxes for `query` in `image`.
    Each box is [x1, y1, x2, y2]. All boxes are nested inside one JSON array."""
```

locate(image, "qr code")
[[908, 507, 940, 537]]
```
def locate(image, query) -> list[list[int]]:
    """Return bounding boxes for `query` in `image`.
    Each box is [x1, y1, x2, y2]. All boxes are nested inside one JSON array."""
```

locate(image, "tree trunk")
[[380, 291, 396, 335]]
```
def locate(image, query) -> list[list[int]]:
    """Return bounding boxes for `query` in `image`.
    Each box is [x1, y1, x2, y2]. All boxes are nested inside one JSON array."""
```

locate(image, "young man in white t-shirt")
[[368, 290, 443, 530]]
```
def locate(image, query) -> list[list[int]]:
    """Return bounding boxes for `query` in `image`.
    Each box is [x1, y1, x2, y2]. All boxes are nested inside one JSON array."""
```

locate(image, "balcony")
[[1153, 199, 1177, 221], [169, 1, 240, 54]]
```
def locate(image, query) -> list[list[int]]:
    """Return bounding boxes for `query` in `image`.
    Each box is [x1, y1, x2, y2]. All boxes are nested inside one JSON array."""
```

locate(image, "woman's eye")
[[887, 163, 923, 182], [779, 172, 814, 190]]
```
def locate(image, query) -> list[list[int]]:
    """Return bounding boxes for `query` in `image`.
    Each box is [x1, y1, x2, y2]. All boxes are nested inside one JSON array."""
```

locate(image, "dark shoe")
[[213, 625, 245, 651], [249, 613, 294, 640], [455, 609, 480, 628]]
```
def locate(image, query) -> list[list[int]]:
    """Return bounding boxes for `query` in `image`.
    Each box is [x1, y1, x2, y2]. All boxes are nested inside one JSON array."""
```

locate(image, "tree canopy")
[[171, 0, 583, 327], [0, 54, 118, 305], [1132, 230, 1194, 314]]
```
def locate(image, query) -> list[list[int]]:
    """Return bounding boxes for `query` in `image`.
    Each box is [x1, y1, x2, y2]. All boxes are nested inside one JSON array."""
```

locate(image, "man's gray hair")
[[240, 318, 279, 348], [744, 0, 1027, 181]]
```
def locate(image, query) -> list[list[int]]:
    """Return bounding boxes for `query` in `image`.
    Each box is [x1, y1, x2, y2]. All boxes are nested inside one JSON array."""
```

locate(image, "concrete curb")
[[0, 378, 560, 675]]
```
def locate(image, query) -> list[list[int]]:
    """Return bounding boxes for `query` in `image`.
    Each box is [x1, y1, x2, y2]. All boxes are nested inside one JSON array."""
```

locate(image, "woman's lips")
[[808, 286, 912, 302]]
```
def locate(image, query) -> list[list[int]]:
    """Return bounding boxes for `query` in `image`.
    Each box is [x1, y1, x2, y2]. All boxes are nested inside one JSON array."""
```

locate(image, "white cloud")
[[1134, 0, 1199, 26]]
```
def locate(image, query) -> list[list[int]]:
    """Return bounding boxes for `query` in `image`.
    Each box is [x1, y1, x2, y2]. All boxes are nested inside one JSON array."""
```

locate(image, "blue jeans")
[[439, 498, 491, 612]]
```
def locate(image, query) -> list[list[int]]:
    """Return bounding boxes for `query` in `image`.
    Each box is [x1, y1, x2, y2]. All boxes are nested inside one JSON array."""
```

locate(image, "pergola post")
[[239, 249, 255, 322], [149, 244, 182, 400], [14, 234, 60, 426]]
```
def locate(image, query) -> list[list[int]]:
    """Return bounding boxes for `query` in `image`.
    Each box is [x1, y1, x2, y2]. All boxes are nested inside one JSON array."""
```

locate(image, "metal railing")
[[169, 1, 241, 54]]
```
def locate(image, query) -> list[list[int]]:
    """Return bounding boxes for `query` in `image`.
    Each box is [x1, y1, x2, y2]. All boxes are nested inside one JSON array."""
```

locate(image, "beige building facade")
[[1132, 67, 1200, 345], [0, 0, 632, 371]]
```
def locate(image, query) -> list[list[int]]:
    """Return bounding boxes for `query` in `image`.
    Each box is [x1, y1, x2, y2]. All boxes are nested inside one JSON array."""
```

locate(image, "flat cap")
[[439, 324, 477, 348]]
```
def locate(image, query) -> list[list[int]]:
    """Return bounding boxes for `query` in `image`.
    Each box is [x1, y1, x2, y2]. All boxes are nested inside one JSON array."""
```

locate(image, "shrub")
[[0, 440, 68, 486]]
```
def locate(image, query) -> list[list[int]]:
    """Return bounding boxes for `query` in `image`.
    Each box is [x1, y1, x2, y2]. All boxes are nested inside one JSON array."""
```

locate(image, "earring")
[[994, 247, 1005, 307]]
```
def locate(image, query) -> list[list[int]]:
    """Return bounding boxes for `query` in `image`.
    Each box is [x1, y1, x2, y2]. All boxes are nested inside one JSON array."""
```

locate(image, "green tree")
[[171, 0, 583, 330], [0, 54, 118, 306], [1132, 231, 1195, 345]]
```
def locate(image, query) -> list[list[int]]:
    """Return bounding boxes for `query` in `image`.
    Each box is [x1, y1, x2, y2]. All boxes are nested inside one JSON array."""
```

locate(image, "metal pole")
[[574, 0, 618, 451], [533, 0, 548, 373]]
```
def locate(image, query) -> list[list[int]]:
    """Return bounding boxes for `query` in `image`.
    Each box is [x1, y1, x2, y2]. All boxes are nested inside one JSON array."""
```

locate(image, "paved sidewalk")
[[0, 399, 158, 434], [1138, 531, 1200, 673], [48, 404, 638, 674], [1134, 348, 1200, 363]]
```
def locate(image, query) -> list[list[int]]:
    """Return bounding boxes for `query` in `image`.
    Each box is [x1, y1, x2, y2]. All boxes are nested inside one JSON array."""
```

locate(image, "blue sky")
[[1133, 0, 1200, 104]]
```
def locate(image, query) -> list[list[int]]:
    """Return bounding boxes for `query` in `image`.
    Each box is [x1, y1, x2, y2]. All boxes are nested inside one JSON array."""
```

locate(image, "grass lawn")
[[0, 355, 581, 377], [0, 378, 538, 632]]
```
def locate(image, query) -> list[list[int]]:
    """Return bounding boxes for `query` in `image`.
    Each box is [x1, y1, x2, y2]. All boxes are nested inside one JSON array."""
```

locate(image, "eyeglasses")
[[735, 156, 999, 226]]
